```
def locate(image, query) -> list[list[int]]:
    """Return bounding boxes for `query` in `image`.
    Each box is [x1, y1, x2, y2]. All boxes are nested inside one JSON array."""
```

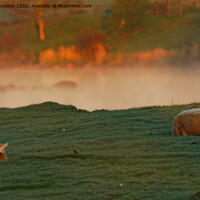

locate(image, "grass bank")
[[0, 102, 200, 199]]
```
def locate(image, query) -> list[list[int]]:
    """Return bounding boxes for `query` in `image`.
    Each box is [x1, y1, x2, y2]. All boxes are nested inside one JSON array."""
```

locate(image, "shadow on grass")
[[0, 183, 51, 192], [21, 154, 121, 161], [191, 191, 200, 200]]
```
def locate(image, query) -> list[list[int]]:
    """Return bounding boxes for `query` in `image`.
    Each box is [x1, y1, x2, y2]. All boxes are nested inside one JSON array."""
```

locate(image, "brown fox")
[[0, 143, 8, 161]]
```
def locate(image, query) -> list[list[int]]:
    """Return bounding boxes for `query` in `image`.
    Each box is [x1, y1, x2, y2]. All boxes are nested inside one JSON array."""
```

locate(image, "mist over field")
[[0, 65, 199, 110]]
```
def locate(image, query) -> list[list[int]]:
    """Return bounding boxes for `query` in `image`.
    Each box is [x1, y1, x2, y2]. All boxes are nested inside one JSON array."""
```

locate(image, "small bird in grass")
[[74, 149, 79, 154], [191, 141, 199, 145]]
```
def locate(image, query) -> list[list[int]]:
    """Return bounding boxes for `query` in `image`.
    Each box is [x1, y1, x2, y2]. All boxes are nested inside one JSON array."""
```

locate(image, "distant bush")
[[16, 102, 79, 112], [77, 27, 106, 61], [0, 32, 21, 53]]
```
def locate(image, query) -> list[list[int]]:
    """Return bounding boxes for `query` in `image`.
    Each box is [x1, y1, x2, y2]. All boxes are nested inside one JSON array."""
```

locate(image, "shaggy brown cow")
[[172, 109, 200, 136]]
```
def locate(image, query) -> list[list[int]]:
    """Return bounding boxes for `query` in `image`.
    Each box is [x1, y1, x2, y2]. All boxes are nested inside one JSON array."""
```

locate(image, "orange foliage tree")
[[8, 0, 47, 42]]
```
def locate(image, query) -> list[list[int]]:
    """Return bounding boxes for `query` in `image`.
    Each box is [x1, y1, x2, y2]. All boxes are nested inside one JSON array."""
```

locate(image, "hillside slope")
[[0, 102, 200, 199]]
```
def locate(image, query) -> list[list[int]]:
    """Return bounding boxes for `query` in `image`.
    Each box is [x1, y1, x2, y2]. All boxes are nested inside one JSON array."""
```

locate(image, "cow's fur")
[[0, 143, 8, 161], [172, 108, 200, 136]]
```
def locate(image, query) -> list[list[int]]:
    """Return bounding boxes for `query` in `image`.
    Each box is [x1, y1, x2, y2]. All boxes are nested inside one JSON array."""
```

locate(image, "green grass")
[[0, 102, 200, 199]]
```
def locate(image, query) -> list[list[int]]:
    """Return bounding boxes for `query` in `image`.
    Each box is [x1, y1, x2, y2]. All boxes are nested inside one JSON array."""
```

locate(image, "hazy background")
[[0, 0, 200, 110], [0, 67, 199, 111]]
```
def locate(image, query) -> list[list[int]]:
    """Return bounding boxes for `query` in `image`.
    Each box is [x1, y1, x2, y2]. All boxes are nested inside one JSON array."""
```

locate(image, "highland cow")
[[172, 109, 200, 136]]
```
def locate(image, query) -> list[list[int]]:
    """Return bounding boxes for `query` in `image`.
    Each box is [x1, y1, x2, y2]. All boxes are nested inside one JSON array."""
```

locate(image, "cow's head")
[[0, 143, 8, 161]]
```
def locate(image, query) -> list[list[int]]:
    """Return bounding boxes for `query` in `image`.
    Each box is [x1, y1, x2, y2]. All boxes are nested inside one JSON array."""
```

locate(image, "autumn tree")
[[37, 0, 45, 41], [8, 0, 46, 42], [176, 0, 183, 15]]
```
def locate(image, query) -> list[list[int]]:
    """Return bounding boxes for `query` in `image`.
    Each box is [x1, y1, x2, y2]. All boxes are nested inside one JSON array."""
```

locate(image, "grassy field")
[[0, 102, 200, 199]]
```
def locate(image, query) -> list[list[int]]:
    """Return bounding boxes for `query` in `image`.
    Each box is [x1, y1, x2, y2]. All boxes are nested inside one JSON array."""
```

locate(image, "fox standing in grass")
[[0, 143, 8, 161]]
